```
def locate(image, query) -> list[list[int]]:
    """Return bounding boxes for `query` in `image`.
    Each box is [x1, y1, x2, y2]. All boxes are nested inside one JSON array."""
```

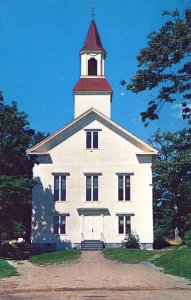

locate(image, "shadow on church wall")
[[32, 177, 71, 253]]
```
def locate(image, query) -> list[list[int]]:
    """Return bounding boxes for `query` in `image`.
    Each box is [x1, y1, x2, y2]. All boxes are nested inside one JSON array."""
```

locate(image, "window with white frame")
[[86, 131, 98, 149], [118, 215, 131, 234], [53, 173, 69, 201], [85, 174, 100, 201], [118, 174, 133, 201], [53, 215, 66, 234]]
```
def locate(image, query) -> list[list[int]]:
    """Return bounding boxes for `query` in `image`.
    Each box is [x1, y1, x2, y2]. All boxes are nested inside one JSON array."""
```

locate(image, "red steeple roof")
[[81, 20, 105, 52], [73, 78, 112, 93]]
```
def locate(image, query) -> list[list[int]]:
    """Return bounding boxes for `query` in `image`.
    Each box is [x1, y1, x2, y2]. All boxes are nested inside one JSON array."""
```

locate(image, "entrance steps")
[[81, 240, 104, 250]]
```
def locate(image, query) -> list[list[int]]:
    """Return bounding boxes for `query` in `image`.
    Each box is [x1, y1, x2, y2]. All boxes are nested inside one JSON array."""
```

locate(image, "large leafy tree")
[[122, 8, 191, 126], [150, 129, 191, 239], [0, 92, 46, 242]]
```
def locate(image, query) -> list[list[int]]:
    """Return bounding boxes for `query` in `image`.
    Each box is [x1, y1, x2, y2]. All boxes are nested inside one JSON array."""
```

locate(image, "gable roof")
[[27, 108, 157, 155], [81, 20, 105, 53], [73, 78, 112, 93]]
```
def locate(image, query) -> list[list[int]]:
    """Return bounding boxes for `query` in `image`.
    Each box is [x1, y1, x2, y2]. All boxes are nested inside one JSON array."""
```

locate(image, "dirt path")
[[0, 251, 191, 299]]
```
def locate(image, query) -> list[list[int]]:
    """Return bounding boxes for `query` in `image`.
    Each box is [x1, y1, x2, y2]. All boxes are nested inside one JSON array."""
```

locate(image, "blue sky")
[[0, 0, 188, 142]]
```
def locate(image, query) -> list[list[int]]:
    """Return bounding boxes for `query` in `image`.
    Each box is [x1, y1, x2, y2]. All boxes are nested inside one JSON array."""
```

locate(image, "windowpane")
[[86, 132, 91, 148], [125, 176, 130, 201], [61, 176, 66, 201], [93, 132, 98, 148], [118, 216, 124, 234], [125, 216, 131, 234], [86, 176, 91, 201], [60, 216, 66, 234], [53, 216, 59, 234], [54, 176, 59, 201], [118, 176, 123, 201], [93, 176, 98, 201]]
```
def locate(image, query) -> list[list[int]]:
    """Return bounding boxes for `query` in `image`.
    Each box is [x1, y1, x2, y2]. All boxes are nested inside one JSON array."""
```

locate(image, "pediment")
[[27, 108, 157, 155]]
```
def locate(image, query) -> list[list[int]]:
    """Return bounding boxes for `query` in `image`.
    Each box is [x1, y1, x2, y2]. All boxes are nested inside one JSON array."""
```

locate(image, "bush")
[[153, 235, 171, 249], [122, 234, 140, 249], [183, 230, 191, 247]]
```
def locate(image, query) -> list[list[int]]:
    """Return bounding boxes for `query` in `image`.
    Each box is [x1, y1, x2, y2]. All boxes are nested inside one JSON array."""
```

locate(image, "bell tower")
[[73, 20, 113, 118]]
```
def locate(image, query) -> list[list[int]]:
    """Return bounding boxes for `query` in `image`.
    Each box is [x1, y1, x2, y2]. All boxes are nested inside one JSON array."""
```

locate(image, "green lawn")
[[103, 247, 159, 263], [0, 258, 18, 278], [103, 246, 191, 280], [152, 246, 191, 280], [29, 249, 81, 265]]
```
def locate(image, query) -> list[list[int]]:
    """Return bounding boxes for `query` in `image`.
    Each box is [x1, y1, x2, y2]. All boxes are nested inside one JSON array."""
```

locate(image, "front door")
[[84, 216, 102, 240]]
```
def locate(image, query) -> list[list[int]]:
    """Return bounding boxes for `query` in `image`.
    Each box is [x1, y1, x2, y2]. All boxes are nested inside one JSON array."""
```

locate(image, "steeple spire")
[[81, 20, 105, 53], [73, 19, 112, 118]]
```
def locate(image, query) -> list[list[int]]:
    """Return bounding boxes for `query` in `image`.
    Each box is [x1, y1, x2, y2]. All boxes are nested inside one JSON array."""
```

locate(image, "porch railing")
[[81, 233, 85, 242], [101, 233, 108, 248]]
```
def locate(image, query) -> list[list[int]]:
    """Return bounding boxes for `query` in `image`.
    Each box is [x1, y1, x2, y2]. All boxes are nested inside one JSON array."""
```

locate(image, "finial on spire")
[[91, 6, 95, 19]]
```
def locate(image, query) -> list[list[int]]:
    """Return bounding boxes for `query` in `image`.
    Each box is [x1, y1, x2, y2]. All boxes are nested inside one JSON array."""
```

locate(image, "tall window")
[[88, 58, 97, 75], [118, 216, 131, 234], [86, 131, 98, 149], [118, 175, 131, 201], [86, 175, 98, 201], [53, 175, 67, 201], [53, 216, 66, 234]]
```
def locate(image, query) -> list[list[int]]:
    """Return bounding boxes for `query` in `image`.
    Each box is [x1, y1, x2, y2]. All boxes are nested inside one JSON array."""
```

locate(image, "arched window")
[[88, 58, 97, 75]]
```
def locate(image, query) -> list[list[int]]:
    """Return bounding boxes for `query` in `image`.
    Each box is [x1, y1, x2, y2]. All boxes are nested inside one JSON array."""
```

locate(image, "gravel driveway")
[[0, 251, 191, 299]]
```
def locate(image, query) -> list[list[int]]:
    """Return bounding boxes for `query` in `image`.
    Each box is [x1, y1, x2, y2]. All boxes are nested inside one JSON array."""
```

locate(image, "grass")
[[0, 258, 18, 278], [103, 247, 159, 263], [29, 249, 81, 265], [103, 246, 191, 280], [152, 246, 191, 280]]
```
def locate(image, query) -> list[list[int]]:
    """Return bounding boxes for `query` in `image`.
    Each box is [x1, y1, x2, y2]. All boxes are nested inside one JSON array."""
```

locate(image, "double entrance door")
[[83, 215, 103, 240]]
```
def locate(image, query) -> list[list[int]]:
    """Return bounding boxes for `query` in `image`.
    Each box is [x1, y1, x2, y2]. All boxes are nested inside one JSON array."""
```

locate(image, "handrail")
[[81, 233, 85, 242], [101, 233, 107, 248]]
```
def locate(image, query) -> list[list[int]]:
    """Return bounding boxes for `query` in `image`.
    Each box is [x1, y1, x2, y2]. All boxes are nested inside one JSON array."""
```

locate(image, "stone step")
[[81, 240, 104, 250]]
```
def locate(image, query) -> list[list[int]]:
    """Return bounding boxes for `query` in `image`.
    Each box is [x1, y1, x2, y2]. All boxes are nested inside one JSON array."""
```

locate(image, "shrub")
[[153, 235, 171, 249], [122, 234, 140, 249], [183, 230, 191, 247]]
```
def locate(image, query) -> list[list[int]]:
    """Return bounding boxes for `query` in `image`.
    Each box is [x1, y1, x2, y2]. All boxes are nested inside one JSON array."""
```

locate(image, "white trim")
[[80, 75, 106, 78], [73, 91, 112, 95]]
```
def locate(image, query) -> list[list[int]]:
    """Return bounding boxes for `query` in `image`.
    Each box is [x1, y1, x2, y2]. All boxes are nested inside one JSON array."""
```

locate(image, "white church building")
[[27, 20, 157, 252]]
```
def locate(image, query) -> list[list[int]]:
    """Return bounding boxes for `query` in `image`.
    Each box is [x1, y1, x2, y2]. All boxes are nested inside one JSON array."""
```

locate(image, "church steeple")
[[81, 20, 106, 54], [73, 20, 112, 118], [79, 20, 106, 77]]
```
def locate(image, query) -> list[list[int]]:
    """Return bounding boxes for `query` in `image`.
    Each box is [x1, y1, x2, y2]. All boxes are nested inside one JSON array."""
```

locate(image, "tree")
[[0, 92, 47, 242], [122, 8, 191, 126], [150, 129, 191, 239]]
